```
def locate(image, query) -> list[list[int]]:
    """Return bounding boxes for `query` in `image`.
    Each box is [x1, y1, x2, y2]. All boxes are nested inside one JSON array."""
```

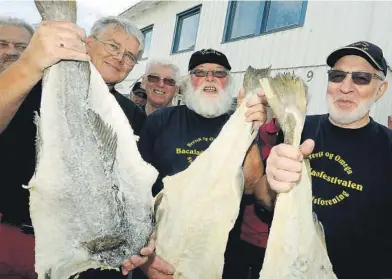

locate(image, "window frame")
[[171, 4, 202, 54], [140, 24, 154, 60], [222, 0, 308, 43]]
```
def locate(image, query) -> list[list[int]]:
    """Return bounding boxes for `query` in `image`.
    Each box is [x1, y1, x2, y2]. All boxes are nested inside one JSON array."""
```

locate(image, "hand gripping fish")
[[153, 66, 270, 279], [259, 73, 337, 278], [26, 1, 157, 278]]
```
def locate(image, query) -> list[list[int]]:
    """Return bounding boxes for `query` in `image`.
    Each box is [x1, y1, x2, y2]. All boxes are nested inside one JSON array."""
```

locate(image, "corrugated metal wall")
[[118, 0, 392, 126]]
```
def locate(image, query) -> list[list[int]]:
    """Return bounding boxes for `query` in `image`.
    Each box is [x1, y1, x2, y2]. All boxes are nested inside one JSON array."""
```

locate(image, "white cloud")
[[0, 0, 139, 33]]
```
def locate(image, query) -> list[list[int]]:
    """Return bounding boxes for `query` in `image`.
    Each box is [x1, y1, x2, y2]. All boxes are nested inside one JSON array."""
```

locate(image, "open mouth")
[[203, 86, 217, 93], [153, 89, 166, 95]]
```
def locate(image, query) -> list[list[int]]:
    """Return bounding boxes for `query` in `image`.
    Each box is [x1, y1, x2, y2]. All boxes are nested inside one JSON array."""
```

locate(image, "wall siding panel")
[[118, 0, 392, 126]]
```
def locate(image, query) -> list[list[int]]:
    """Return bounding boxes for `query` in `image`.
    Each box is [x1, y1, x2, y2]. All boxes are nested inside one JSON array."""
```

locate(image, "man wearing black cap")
[[255, 41, 391, 278], [130, 48, 267, 278], [130, 81, 147, 108]]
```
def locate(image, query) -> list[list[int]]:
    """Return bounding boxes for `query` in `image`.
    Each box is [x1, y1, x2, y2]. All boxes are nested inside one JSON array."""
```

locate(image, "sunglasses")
[[147, 75, 176, 87], [190, 69, 228, 78], [327, 70, 384, 85]]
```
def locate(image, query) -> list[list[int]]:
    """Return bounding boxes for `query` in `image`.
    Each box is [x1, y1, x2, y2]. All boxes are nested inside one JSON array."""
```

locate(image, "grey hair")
[[90, 16, 145, 59], [0, 17, 34, 37], [145, 59, 181, 82], [378, 70, 386, 80]]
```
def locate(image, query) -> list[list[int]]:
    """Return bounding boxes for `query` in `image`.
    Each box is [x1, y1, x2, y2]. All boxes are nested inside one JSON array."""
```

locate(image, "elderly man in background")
[[0, 17, 34, 74], [141, 59, 180, 115], [0, 16, 36, 279], [0, 16, 160, 279], [130, 81, 147, 108], [129, 48, 266, 279]]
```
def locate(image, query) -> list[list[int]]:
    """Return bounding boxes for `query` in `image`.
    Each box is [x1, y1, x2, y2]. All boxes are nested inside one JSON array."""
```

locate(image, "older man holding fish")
[[0, 16, 156, 279], [255, 41, 392, 279]]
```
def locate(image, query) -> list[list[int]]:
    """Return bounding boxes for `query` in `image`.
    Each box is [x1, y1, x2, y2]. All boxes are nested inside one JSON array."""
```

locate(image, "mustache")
[[196, 82, 221, 91], [330, 96, 356, 103], [1, 54, 19, 63]]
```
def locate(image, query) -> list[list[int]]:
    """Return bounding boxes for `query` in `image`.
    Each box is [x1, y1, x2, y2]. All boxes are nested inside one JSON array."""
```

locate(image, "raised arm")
[[0, 21, 89, 134]]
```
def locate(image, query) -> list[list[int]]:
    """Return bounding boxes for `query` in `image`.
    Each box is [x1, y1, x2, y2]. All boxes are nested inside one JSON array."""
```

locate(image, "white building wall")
[[118, 0, 392, 126]]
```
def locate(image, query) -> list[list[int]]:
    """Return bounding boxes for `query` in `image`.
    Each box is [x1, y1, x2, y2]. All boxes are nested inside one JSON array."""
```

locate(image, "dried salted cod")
[[154, 66, 270, 279], [259, 73, 337, 278], [26, 1, 157, 278]]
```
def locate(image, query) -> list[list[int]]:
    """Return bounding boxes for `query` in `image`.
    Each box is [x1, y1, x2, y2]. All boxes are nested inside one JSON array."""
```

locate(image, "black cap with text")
[[188, 48, 232, 71], [327, 41, 387, 76]]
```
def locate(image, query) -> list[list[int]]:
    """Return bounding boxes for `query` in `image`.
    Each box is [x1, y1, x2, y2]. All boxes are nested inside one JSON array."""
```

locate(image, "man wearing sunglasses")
[[255, 41, 391, 278], [141, 59, 180, 116], [0, 16, 157, 279], [131, 48, 266, 279]]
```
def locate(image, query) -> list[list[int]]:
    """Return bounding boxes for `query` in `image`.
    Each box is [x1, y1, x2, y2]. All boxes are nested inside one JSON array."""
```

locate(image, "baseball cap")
[[188, 48, 231, 71], [326, 41, 387, 76]]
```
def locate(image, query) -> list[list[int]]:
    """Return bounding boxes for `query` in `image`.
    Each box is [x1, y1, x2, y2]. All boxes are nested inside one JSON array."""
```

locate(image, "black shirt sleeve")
[[138, 112, 165, 196], [112, 91, 146, 136]]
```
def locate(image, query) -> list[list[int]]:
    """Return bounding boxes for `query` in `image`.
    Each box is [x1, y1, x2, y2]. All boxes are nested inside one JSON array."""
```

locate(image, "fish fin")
[[34, 111, 43, 171], [313, 212, 327, 248], [260, 73, 307, 147], [243, 66, 271, 94], [83, 235, 125, 254], [87, 109, 118, 171], [154, 192, 164, 214]]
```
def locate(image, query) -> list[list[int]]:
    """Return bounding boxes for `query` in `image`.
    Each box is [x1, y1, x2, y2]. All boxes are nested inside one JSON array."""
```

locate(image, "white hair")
[[0, 17, 34, 37], [90, 16, 145, 59], [145, 58, 181, 81], [378, 70, 386, 81], [182, 72, 234, 118]]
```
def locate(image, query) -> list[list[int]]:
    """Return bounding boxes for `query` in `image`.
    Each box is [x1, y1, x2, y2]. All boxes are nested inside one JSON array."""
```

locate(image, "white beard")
[[327, 94, 376, 125], [183, 78, 233, 118]]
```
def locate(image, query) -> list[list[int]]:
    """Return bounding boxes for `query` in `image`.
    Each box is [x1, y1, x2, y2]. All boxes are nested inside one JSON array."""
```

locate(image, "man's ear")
[[141, 76, 147, 90], [375, 80, 388, 102], [85, 36, 94, 52]]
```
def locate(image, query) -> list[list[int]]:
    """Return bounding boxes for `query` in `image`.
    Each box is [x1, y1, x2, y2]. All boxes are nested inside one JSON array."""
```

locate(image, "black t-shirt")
[[138, 105, 230, 196], [0, 82, 42, 225], [110, 88, 146, 136], [0, 84, 146, 225], [302, 114, 392, 279]]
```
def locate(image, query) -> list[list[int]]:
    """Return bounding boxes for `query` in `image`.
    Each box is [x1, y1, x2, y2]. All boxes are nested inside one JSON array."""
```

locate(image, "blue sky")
[[0, 0, 138, 33]]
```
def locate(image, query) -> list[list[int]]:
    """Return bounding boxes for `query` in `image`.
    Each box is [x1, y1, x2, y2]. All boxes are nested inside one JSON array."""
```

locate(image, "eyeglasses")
[[147, 74, 176, 87], [190, 69, 228, 78], [327, 69, 384, 85], [93, 36, 138, 66], [0, 40, 28, 52]]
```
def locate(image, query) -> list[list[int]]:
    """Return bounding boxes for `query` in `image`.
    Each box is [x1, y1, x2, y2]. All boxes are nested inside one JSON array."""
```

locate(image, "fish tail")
[[34, 0, 77, 22]]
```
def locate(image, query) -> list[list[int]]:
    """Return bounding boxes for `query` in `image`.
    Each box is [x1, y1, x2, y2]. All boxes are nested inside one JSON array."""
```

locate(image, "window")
[[141, 25, 153, 59], [224, 1, 307, 42], [172, 5, 201, 53]]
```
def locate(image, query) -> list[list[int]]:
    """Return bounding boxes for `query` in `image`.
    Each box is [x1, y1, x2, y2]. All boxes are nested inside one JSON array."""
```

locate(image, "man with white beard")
[[134, 48, 267, 279], [254, 41, 392, 279]]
